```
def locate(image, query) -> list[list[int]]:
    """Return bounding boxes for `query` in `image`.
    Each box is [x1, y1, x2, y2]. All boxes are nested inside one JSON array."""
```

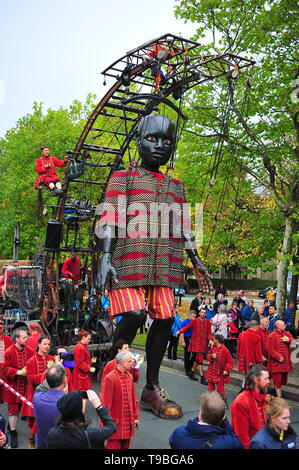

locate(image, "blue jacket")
[[267, 314, 281, 332], [205, 306, 216, 320], [241, 305, 254, 321], [285, 308, 295, 328], [169, 417, 243, 449], [180, 318, 192, 338], [250, 423, 297, 449], [171, 314, 182, 336], [100, 295, 110, 311]]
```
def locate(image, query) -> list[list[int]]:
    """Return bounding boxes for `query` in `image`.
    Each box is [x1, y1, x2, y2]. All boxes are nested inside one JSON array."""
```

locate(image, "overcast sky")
[[0, 0, 197, 137]]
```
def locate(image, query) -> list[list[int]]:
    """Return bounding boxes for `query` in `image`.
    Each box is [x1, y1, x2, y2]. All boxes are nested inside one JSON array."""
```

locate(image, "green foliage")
[[173, 0, 299, 275], [0, 95, 97, 258]]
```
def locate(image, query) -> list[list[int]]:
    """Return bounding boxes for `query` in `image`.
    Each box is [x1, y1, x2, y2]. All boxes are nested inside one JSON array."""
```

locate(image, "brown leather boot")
[[28, 436, 36, 449], [140, 385, 183, 419]]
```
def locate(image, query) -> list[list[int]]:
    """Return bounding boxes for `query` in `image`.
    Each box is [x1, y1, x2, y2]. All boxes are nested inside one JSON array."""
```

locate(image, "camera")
[[59, 352, 75, 368], [59, 352, 74, 361]]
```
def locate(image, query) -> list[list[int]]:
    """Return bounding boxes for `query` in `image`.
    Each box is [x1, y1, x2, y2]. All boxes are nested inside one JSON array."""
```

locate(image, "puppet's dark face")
[[137, 115, 175, 171]]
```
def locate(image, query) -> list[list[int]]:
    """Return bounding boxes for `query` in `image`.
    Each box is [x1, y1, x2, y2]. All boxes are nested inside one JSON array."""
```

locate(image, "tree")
[[0, 94, 96, 259], [174, 0, 299, 314]]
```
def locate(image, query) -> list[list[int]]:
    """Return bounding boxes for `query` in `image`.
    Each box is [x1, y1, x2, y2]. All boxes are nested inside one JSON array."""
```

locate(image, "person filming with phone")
[[47, 390, 116, 449]]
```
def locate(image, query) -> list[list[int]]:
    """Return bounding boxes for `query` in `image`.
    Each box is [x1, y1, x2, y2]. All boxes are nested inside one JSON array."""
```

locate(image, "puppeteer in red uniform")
[[101, 357, 139, 384], [100, 356, 139, 450], [3, 343, 34, 414], [34, 145, 68, 195], [267, 321, 294, 394], [205, 335, 234, 401], [72, 332, 93, 391], [25, 350, 54, 418], [61, 252, 84, 285], [237, 326, 263, 373]]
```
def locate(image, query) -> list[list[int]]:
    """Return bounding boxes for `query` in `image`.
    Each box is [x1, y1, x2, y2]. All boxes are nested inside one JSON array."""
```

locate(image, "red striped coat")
[[237, 329, 263, 372], [255, 327, 270, 360], [99, 167, 190, 289], [34, 156, 66, 188], [3, 344, 35, 406], [205, 344, 234, 384], [178, 317, 212, 353], [24, 352, 54, 417], [267, 329, 294, 374], [231, 390, 267, 449], [72, 342, 93, 390], [100, 368, 139, 440]]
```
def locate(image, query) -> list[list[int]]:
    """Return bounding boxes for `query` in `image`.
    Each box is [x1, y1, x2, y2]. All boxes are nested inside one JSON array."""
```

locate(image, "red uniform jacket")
[[61, 257, 83, 285], [179, 318, 212, 353], [231, 390, 267, 449], [25, 353, 54, 417], [237, 329, 263, 372], [73, 342, 92, 390], [0, 334, 13, 402], [101, 359, 140, 385], [3, 344, 35, 407], [255, 327, 270, 361], [34, 156, 66, 188], [267, 329, 294, 374], [100, 368, 139, 441], [205, 344, 234, 384]]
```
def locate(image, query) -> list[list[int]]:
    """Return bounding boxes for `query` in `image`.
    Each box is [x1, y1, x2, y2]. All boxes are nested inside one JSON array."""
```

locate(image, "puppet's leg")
[[140, 317, 183, 419], [109, 309, 147, 359]]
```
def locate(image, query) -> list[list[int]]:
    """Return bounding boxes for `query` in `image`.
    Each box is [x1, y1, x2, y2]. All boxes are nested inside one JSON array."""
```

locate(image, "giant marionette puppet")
[[97, 113, 213, 419]]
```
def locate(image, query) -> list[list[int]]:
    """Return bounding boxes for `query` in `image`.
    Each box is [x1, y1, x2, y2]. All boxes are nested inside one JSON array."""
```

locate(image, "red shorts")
[[207, 381, 225, 394], [8, 402, 23, 416], [195, 352, 206, 363], [271, 372, 288, 388], [109, 286, 174, 320]]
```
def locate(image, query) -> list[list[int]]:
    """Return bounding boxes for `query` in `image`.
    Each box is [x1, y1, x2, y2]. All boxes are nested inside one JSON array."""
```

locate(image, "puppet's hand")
[[98, 253, 118, 292], [192, 260, 213, 294]]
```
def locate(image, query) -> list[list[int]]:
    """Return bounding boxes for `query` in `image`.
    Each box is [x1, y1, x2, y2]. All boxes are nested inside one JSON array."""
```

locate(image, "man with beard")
[[97, 114, 212, 419], [231, 364, 270, 449], [34, 145, 68, 195], [177, 308, 212, 384]]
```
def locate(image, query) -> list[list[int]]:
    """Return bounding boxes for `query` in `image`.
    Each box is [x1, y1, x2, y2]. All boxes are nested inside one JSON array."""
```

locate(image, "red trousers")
[[8, 402, 22, 416], [208, 381, 225, 394], [106, 439, 131, 449], [272, 372, 288, 389]]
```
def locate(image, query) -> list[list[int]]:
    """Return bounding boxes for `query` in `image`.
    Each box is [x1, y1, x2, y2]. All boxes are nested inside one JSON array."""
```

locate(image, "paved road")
[[1, 363, 299, 449]]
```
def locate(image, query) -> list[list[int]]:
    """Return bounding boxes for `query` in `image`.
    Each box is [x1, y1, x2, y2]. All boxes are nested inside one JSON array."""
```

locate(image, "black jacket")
[[47, 406, 117, 449]]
